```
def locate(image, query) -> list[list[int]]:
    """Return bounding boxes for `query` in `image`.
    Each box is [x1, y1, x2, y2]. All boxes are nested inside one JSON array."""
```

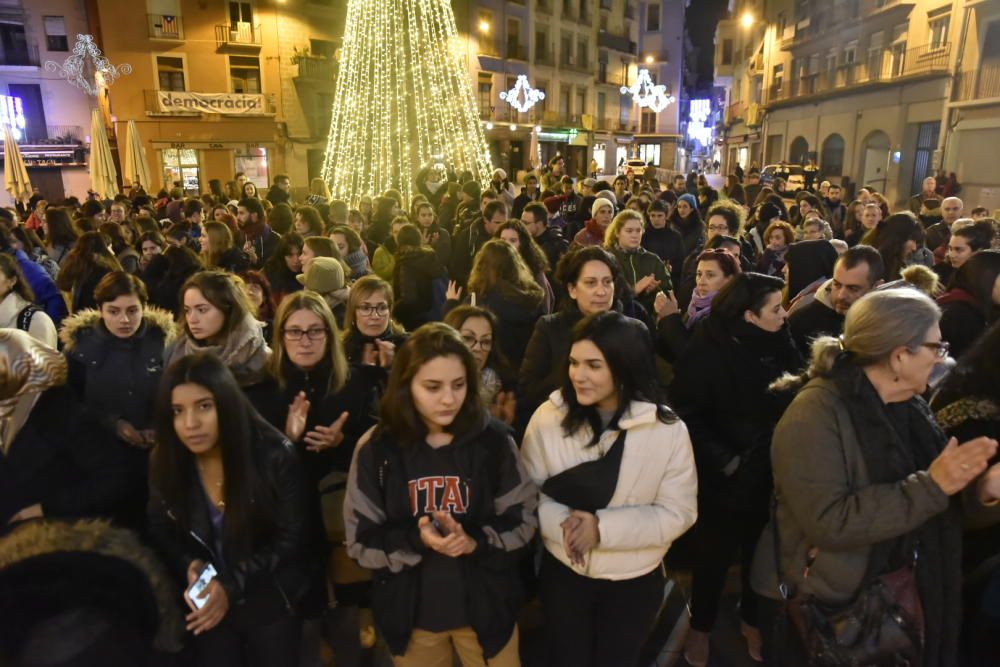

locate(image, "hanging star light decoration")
[[44, 34, 132, 96], [620, 68, 675, 113], [321, 0, 492, 205], [499, 75, 545, 113]]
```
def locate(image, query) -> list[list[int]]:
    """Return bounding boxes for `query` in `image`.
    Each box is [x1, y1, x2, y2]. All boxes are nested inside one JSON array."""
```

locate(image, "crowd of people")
[[1, 156, 1000, 667]]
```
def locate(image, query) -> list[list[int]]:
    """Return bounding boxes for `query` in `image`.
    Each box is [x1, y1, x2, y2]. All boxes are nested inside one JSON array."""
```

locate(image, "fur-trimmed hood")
[[59, 305, 178, 352], [0, 519, 184, 654]]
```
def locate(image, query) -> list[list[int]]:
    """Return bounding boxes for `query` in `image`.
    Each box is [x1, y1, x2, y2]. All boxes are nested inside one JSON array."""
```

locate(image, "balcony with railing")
[[598, 30, 636, 54], [724, 101, 745, 125], [215, 23, 262, 49], [148, 14, 183, 40], [144, 89, 277, 115], [293, 56, 336, 84], [781, 0, 908, 50], [597, 68, 627, 87], [505, 43, 528, 61], [765, 43, 950, 106], [0, 42, 39, 67], [952, 62, 1000, 103]]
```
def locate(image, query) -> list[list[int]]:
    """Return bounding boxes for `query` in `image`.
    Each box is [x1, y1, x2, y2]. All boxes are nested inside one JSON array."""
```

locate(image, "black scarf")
[[831, 363, 962, 667]]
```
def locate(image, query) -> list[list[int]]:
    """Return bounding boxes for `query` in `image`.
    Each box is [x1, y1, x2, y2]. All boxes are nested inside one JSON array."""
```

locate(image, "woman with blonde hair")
[[200, 220, 249, 273], [603, 209, 670, 315], [307, 177, 332, 207]]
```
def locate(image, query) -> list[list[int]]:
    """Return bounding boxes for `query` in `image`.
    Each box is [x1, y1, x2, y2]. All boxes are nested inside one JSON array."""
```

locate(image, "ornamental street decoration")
[[499, 75, 545, 113], [620, 68, 675, 113], [44, 34, 132, 96]]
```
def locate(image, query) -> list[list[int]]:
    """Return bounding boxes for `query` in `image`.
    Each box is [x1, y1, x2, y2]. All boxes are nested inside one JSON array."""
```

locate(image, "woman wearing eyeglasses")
[[753, 289, 1000, 665], [444, 305, 516, 425], [342, 275, 408, 369], [247, 291, 381, 663]]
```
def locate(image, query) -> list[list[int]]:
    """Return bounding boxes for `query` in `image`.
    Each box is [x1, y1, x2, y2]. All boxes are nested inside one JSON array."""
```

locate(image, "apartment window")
[[619, 93, 631, 124], [506, 17, 521, 59], [560, 86, 571, 116], [43, 16, 68, 51], [478, 11, 494, 54], [646, 3, 660, 31], [535, 28, 548, 61], [928, 11, 950, 50], [228, 1, 253, 25], [577, 38, 588, 68], [230, 55, 261, 93], [0, 22, 31, 66], [563, 0, 574, 17], [310, 39, 336, 58], [772, 63, 784, 90], [561, 32, 573, 65], [156, 55, 186, 91], [576, 89, 586, 116], [597, 91, 606, 120], [600, 14, 608, 31], [478, 79, 492, 114], [536, 82, 547, 111], [640, 110, 656, 133], [844, 42, 857, 64], [600, 0, 613, 9], [722, 39, 733, 65], [579, 0, 589, 23]]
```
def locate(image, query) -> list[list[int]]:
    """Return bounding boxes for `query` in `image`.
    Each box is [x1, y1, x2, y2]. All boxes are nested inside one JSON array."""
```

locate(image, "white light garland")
[[44, 34, 132, 96], [0, 95, 26, 141], [321, 0, 492, 205], [620, 68, 675, 113], [499, 74, 545, 113]]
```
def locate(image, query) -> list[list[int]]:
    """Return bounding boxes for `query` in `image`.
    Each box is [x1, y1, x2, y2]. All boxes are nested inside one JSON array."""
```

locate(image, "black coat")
[[787, 298, 844, 357], [669, 317, 803, 508], [938, 289, 990, 360], [534, 227, 569, 280], [449, 219, 490, 288], [0, 386, 129, 525], [447, 282, 544, 371], [147, 419, 312, 624], [393, 246, 448, 331], [643, 225, 686, 286]]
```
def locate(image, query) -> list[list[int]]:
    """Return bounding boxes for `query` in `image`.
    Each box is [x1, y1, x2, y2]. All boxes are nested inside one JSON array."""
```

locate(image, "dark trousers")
[[190, 610, 302, 667], [689, 500, 768, 632], [539, 551, 664, 667]]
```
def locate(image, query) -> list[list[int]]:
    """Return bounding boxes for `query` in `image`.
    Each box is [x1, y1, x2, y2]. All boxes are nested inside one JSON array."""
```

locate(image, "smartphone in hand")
[[187, 563, 218, 609]]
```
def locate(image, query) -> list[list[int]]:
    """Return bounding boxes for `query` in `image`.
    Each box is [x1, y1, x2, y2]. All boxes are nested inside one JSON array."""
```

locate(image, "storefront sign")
[[155, 91, 268, 115]]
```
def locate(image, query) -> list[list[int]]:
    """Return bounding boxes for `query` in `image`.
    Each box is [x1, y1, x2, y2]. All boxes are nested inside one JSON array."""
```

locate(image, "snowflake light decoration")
[[499, 75, 545, 113], [620, 68, 675, 113], [44, 34, 132, 97]]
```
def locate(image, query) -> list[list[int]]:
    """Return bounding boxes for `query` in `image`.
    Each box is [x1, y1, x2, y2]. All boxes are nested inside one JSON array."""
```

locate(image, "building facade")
[[714, 0, 987, 208], [0, 0, 96, 206], [91, 0, 344, 197], [454, 0, 687, 181]]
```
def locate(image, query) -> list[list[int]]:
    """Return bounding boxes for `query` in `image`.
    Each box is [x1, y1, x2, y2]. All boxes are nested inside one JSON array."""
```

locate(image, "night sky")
[[685, 0, 730, 91]]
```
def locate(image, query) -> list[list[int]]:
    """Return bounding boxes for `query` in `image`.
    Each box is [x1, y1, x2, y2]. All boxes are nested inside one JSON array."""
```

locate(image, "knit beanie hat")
[[678, 193, 698, 211], [296, 257, 345, 294], [591, 197, 615, 218], [461, 181, 481, 200], [758, 202, 784, 225], [543, 195, 564, 214]]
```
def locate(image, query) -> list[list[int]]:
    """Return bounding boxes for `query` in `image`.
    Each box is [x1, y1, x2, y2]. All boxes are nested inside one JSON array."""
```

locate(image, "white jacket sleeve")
[[596, 423, 698, 550], [520, 408, 573, 547]]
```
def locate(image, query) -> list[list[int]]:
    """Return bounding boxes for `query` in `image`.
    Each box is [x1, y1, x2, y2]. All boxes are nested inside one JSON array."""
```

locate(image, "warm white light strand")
[[322, 0, 492, 205]]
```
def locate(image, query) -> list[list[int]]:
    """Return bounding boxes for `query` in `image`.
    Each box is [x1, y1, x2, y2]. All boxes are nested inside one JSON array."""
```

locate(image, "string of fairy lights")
[[321, 0, 493, 206]]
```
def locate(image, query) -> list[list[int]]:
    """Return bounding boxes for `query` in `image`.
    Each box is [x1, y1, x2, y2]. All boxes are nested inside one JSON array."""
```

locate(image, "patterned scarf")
[[685, 289, 717, 329], [0, 330, 67, 453]]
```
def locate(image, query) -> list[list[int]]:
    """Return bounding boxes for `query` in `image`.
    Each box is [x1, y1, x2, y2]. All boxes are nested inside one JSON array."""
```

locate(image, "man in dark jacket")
[[642, 199, 686, 286], [237, 197, 281, 269], [925, 196, 964, 257], [788, 245, 884, 354], [909, 176, 939, 216], [511, 173, 541, 220], [822, 183, 848, 239], [449, 200, 506, 288], [522, 202, 568, 279], [265, 174, 292, 206]]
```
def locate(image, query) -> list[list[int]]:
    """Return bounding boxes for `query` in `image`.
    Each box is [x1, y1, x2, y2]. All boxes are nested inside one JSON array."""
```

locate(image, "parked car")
[[619, 158, 649, 176], [760, 164, 805, 192]]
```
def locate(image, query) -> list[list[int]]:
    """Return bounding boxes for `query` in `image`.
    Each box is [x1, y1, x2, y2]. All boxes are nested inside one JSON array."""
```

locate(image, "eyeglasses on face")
[[920, 340, 950, 359], [356, 304, 390, 317], [283, 327, 328, 341], [461, 335, 493, 350]]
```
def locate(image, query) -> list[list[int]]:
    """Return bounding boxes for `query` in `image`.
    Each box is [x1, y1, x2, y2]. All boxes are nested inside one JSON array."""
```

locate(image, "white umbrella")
[[3, 125, 31, 203], [121, 120, 151, 192], [89, 108, 118, 200]]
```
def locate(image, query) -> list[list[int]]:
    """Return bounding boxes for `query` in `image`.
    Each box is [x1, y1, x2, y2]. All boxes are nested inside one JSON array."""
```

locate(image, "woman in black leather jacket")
[[148, 352, 310, 667]]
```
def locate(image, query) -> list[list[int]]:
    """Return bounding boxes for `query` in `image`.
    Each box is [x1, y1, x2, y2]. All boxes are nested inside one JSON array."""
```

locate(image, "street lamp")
[[740, 11, 754, 28], [478, 20, 490, 34], [645, 54, 654, 64]]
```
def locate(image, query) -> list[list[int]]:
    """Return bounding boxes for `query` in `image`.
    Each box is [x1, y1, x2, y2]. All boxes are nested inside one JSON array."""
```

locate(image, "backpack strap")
[[16, 304, 40, 332]]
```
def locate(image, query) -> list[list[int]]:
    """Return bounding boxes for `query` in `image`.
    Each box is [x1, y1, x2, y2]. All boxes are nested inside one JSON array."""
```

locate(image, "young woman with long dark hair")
[[56, 230, 123, 312], [521, 311, 697, 667], [344, 323, 537, 666], [165, 271, 271, 388], [936, 249, 1000, 359], [264, 232, 305, 306], [148, 352, 310, 667]]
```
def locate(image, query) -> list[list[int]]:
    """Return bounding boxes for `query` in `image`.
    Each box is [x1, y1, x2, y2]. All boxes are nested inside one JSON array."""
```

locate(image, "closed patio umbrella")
[[122, 119, 151, 192], [3, 125, 31, 204], [89, 108, 118, 200]]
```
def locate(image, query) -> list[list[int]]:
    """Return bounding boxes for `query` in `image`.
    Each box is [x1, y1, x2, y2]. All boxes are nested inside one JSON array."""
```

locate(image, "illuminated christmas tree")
[[321, 0, 493, 205]]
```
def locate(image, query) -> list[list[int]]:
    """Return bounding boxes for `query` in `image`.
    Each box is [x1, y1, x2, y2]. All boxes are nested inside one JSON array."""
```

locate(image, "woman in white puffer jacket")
[[521, 310, 697, 667]]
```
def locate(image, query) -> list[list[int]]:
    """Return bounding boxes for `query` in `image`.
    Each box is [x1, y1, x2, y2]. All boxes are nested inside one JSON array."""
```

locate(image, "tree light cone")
[[320, 0, 493, 206]]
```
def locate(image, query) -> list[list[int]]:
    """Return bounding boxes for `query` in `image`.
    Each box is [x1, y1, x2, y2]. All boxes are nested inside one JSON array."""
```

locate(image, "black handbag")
[[772, 500, 925, 666]]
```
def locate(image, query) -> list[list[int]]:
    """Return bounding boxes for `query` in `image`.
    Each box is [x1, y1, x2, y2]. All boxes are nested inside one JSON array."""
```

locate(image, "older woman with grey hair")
[[753, 288, 1000, 665]]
